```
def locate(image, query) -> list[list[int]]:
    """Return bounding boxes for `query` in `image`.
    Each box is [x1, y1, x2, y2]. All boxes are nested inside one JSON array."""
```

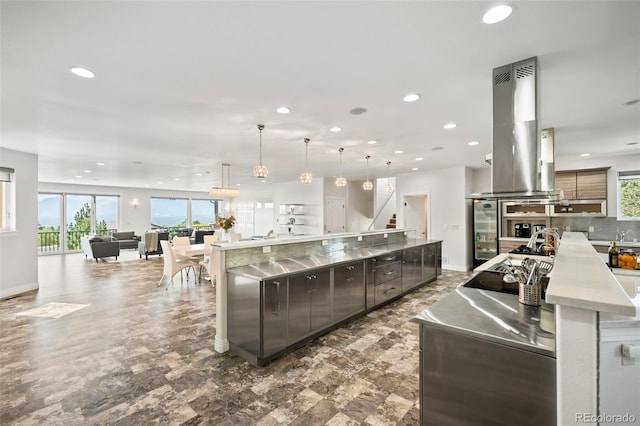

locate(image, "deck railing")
[[38, 228, 116, 253]]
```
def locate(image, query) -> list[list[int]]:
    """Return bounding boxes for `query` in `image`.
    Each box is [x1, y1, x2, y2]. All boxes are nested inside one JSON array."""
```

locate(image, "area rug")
[[16, 302, 90, 319]]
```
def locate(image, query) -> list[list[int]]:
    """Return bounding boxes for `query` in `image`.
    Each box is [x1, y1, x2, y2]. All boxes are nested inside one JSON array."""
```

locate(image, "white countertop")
[[545, 232, 637, 317]]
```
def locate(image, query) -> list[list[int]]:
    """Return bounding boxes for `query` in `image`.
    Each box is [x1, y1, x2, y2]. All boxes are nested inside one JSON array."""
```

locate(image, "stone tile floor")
[[0, 251, 471, 425]]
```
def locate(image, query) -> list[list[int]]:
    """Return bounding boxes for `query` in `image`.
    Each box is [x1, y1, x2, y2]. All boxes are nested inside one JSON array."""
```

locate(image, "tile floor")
[[0, 251, 471, 425]]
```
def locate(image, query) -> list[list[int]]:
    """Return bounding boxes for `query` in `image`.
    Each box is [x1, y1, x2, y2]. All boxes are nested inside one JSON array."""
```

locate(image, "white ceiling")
[[2, 1, 639, 193]]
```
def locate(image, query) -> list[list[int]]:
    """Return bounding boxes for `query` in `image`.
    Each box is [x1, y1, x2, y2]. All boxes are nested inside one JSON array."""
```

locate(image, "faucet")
[[625, 229, 636, 243], [526, 228, 560, 254]]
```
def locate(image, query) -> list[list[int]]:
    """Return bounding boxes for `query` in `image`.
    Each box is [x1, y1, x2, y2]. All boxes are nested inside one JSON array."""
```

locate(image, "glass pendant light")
[[362, 155, 373, 191], [335, 147, 347, 187], [209, 163, 240, 198], [300, 138, 313, 184], [253, 124, 269, 179], [384, 161, 394, 192]]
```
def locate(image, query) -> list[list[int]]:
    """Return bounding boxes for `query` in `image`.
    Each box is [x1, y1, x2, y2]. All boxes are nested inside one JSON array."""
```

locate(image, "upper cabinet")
[[555, 168, 608, 200]]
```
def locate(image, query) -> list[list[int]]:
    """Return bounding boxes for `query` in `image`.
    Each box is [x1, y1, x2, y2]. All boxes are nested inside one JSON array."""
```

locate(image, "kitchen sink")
[[462, 270, 550, 296]]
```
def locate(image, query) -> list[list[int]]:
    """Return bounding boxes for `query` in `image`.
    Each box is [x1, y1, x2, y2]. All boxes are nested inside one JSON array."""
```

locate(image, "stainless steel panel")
[[288, 272, 311, 342], [227, 274, 261, 357], [420, 324, 556, 426], [374, 279, 402, 305], [310, 268, 331, 332], [366, 258, 376, 309], [333, 261, 366, 322], [423, 244, 437, 282], [374, 251, 402, 267], [262, 278, 288, 357], [374, 261, 402, 285], [402, 246, 423, 290]]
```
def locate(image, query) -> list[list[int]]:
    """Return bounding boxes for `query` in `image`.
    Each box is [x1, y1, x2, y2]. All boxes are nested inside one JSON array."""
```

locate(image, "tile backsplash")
[[551, 217, 640, 242]]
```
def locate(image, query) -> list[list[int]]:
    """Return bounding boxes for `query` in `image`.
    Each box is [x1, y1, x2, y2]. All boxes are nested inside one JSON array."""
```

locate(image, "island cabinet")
[[262, 278, 288, 358], [402, 246, 423, 291], [423, 242, 440, 282], [288, 268, 331, 342], [367, 251, 403, 309], [333, 261, 366, 323]]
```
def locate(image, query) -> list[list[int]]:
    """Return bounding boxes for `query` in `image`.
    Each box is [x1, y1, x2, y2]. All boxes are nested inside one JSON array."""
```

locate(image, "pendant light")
[[209, 163, 240, 198], [384, 161, 394, 193], [300, 138, 313, 184], [362, 155, 373, 191], [335, 147, 347, 187], [253, 124, 269, 179]]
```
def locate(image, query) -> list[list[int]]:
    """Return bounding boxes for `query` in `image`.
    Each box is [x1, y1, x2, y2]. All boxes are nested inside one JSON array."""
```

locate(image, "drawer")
[[374, 279, 402, 305], [373, 251, 402, 267], [374, 261, 402, 285]]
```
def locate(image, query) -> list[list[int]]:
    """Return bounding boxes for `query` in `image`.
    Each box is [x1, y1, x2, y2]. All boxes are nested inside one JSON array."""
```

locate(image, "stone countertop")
[[545, 232, 637, 317], [226, 239, 440, 281], [501, 236, 640, 249], [413, 286, 556, 357]]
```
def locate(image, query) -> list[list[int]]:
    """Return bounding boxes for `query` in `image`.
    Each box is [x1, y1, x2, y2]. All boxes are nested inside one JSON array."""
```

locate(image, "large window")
[[150, 197, 220, 231], [618, 171, 640, 220], [38, 193, 120, 253]]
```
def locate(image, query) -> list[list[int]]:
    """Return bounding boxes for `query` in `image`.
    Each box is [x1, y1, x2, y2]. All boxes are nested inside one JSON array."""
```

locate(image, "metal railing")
[[38, 228, 116, 253], [368, 189, 396, 230]]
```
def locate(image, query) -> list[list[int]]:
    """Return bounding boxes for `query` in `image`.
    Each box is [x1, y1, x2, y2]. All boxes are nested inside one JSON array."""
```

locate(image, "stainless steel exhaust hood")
[[471, 57, 562, 202]]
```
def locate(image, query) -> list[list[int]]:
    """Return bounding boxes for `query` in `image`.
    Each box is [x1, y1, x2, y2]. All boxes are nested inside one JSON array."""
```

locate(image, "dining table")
[[173, 243, 206, 258]]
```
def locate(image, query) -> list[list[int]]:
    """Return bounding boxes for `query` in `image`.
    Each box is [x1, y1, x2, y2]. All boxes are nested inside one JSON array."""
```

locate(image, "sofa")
[[111, 231, 141, 250], [138, 231, 169, 260], [193, 230, 215, 244], [81, 236, 120, 262]]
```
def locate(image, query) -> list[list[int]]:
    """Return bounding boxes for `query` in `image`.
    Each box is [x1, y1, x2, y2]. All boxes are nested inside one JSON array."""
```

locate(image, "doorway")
[[325, 197, 345, 233], [403, 195, 428, 239]]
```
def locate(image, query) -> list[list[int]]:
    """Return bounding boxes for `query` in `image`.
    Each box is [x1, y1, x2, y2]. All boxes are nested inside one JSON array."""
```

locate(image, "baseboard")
[[442, 263, 469, 272], [0, 281, 39, 300]]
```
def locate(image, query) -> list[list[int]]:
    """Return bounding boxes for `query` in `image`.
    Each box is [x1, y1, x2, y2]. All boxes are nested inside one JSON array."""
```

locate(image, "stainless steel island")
[[413, 284, 556, 425], [226, 239, 442, 366]]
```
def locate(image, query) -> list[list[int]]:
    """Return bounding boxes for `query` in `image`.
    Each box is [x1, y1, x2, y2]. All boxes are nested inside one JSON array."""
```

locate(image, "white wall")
[[272, 179, 324, 236], [396, 166, 471, 271], [346, 180, 373, 232], [1, 148, 39, 299], [372, 177, 396, 230]]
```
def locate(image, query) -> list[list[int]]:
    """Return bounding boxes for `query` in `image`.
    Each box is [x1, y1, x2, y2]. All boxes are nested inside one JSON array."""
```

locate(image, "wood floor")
[[0, 250, 470, 425]]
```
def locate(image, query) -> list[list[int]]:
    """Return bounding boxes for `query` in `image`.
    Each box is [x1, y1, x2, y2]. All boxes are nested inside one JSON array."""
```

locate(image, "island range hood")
[[472, 56, 562, 202]]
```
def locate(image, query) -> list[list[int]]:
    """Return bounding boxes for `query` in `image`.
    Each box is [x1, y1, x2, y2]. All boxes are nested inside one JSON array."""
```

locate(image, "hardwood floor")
[[0, 250, 470, 425]]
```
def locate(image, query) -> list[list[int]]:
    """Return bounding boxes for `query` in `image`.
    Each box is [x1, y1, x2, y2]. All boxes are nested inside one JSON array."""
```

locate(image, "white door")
[[404, 195, 428, 238], [325, 197, 345, 233]]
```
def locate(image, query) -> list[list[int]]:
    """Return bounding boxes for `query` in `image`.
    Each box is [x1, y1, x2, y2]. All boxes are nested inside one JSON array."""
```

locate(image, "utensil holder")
[[519, 283, 541, 306]]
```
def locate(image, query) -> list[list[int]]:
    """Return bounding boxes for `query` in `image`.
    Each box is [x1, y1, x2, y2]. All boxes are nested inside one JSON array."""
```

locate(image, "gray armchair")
[[111, 231, 141, 249], [81, 236, 120, 262]]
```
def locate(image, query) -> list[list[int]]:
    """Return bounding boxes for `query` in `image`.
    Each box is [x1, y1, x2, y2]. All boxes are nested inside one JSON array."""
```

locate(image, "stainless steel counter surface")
[[226, 239, 440, 280], [413, 286, 556, 357]]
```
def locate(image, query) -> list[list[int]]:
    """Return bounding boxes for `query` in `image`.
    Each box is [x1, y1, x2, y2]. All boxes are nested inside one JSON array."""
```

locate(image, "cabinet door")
[[555, 172, 577, 199], [333, 261, 365, 322], [576, 170, 607, 199], [310, 268, 331, 333], [262, 279, 288, 357], [423, 244, 438, 282], [402, 247, 423, 290], [288, 273, 311, 342]]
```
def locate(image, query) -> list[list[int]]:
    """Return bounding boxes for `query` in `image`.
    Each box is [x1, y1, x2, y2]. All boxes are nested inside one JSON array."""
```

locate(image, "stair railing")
[[368, 189, 395, 230]]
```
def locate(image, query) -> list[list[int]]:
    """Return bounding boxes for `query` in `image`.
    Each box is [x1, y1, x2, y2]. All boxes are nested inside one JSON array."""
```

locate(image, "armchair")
[[138, 231, 169, 260], [111, 231, 141, 250], [81, 236, 120, 262]]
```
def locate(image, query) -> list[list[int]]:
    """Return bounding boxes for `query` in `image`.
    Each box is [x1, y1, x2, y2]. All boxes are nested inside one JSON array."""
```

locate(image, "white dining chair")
[[199, 234, 219, 284], [158, 240, 198, 289]]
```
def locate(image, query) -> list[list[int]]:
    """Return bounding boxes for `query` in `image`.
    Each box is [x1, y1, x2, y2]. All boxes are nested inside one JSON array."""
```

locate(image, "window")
[[150, 198, 188, 229], [618, 171, 640, 220], [0, 167, 15, 232], [191, 199, 218, 229]]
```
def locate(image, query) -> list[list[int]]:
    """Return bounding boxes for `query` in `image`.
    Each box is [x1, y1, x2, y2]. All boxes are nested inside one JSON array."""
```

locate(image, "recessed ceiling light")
[[579, 153, 591, 157], [276, 106, 291, 114], [75, 175, 82, 178], [158, 181, 163, 184], [260, 180, 266, 183], [330, 127, 342, 132], [468, 141, 479, 146], [432, 147, 444, 151], [174, 178, 180, 181], [236, 183, 241, 186], [144, 184, 150, 187], [444, 123, 456, 129], [482, 5, 513, 24], [368, 140, 378, 145], [416, 157, 424, 161], [96, 162, 105, 166], [69, 66, 95, 78], [83, 170, 92, 173], [412, 167, 419, 171], [394, 150, 404, 154], [403, 93, 420, 102], [195, 173, 202, 176]]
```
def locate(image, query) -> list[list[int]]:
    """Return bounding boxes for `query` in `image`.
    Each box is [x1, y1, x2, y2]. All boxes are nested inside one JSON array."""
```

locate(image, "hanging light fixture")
[[300, 138, 313, 184], [253, 124, 268, 179], [384, 161, 394, 193], [209, 163, 240, 198], [362, 155, 373, 191], [335, 147, 347, 187]]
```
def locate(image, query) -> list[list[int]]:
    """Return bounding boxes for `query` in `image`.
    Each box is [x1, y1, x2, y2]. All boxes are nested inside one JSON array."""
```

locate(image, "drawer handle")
[[382, 256, 396, 261], [272, 281, 280, 315], [383, 287, 396, 294], [384, 270, 396, 275]]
